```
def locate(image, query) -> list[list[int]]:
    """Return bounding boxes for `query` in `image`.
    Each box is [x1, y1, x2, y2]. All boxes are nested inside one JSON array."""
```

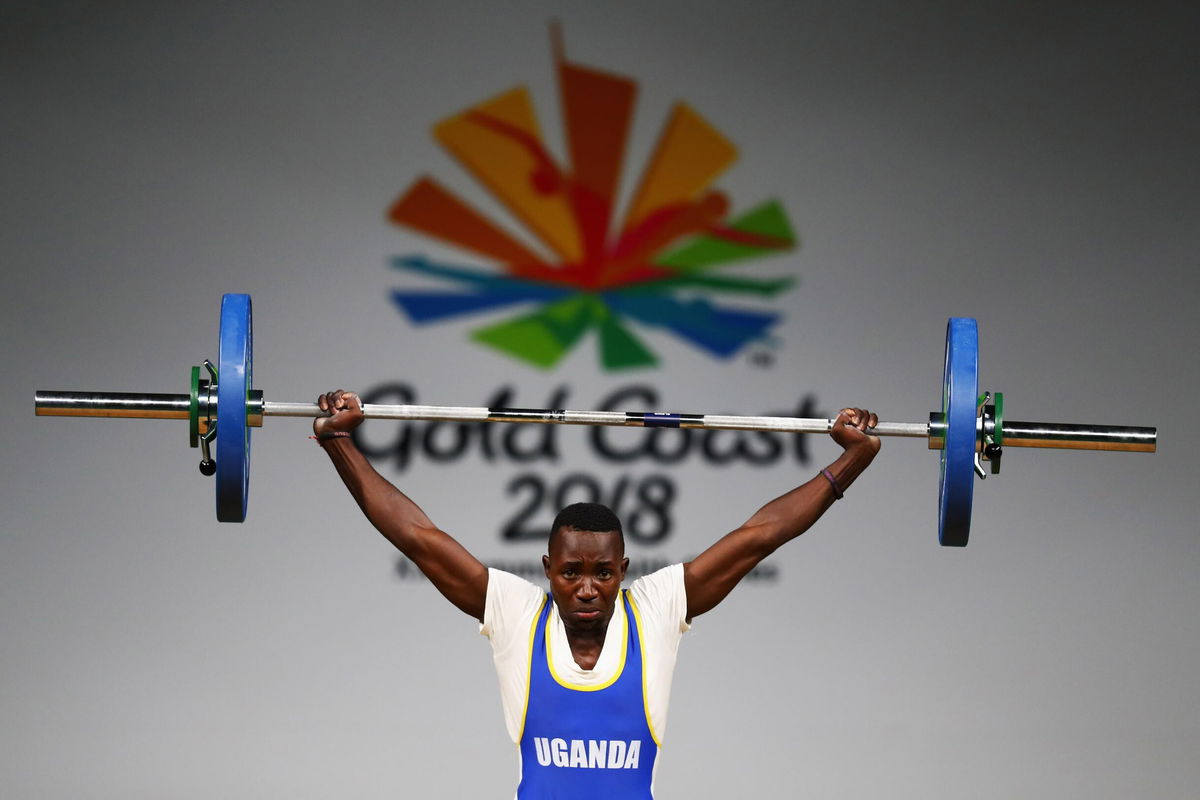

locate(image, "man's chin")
[[569, 610, 605, 628]]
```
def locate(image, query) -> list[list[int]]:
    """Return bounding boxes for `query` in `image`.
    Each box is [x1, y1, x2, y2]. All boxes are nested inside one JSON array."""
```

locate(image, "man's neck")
[[564, 627, 607, 671]]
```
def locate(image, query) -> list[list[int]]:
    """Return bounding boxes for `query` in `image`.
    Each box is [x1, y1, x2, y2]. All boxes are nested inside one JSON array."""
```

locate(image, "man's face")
[[542, 527, 629, 634]]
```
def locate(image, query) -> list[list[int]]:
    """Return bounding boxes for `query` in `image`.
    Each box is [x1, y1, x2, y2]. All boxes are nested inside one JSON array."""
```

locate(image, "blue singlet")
[[516, 591, 659, 799]]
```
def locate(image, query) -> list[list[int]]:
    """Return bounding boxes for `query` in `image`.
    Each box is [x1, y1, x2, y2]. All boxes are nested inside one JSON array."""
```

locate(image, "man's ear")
[[619, 557, 630, 580], [542, 554, 551, 579]]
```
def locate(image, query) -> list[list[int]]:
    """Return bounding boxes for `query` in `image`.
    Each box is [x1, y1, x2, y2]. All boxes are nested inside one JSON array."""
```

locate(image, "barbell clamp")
[[196, 360, 219, 476], [974, 392, 991, 479], [199, 419, 217, 476]]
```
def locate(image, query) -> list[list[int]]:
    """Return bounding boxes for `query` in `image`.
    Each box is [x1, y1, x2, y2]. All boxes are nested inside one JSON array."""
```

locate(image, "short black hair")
[[549, 502, 624, 552]]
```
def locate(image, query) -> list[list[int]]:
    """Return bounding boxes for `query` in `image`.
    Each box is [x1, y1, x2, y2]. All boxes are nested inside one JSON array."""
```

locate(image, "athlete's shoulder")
[[628, 563, 684, 596]]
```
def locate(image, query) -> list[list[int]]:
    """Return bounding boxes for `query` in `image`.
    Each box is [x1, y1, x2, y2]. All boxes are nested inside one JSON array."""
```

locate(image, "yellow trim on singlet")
[[516, 594, 548, 742], [546, 592, 628, 691], [626, 591, 662, 747]]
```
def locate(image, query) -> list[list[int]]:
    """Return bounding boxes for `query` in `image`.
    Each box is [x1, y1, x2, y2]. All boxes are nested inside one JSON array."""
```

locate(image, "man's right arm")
[[315, 390, 488, 621]]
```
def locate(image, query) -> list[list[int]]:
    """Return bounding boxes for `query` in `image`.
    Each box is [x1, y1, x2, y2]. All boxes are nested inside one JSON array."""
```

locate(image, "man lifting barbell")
[[314, 388, 880, 798], [27, 295, 1159, 795]]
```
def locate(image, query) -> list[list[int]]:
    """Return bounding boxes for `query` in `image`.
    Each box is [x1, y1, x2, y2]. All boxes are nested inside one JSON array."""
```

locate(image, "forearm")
[[318, 434, 488, 618], [684, 443, 877, 618], [744, 444, 876, 550], [319, 436, 437, 552]]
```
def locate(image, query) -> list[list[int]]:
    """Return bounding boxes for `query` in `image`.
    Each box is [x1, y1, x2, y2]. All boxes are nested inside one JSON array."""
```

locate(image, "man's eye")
[[598, 570, 612, 579], [563, 569, 577, 578]]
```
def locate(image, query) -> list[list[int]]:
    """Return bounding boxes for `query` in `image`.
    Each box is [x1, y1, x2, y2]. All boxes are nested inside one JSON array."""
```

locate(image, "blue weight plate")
[[216, 293, 252, 522], [938, 317, 978, 546]]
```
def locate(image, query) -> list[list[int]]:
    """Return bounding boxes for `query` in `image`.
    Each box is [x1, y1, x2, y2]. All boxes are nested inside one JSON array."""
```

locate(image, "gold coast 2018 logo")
[[385, 26, 798, 371]]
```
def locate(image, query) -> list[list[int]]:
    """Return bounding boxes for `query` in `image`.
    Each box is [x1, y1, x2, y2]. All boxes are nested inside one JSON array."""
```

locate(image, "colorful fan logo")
[[387, 27, 798, 370]]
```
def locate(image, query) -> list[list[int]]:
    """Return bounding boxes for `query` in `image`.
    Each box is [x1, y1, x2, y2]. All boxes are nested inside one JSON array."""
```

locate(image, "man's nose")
[[577, 579, 598, 600]]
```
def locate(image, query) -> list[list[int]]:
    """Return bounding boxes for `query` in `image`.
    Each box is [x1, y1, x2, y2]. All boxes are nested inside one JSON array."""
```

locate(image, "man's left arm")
[[683, 407, 880, 620]]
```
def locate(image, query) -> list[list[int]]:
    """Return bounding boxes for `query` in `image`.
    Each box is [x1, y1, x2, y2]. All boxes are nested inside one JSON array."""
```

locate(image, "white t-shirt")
[[480, 564, 691, 745]]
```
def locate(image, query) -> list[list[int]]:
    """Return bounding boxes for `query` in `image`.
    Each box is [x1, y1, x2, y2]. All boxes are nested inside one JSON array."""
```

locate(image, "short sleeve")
[[481, 570, 544, 646], [628, 562, 690, 636]]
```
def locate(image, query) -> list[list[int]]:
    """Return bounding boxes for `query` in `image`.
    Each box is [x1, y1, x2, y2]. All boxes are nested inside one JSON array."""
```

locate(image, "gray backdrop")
[[3, 2, 1197, 798]]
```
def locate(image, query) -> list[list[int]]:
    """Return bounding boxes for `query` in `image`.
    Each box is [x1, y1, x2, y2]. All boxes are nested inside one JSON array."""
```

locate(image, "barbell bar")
[[34, 294, 1157, 545]]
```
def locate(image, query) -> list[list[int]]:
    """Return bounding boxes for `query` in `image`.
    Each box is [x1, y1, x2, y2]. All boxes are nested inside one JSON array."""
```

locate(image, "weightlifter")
[[314, 389, 880, 798]]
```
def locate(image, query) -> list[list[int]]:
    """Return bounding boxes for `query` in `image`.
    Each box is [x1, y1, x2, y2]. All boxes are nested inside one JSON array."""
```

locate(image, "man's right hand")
[[314, 390, 364, 436]]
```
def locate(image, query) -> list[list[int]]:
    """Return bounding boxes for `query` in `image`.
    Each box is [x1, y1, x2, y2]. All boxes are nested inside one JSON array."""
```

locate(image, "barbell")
[[35, 293, 1156, 545]]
